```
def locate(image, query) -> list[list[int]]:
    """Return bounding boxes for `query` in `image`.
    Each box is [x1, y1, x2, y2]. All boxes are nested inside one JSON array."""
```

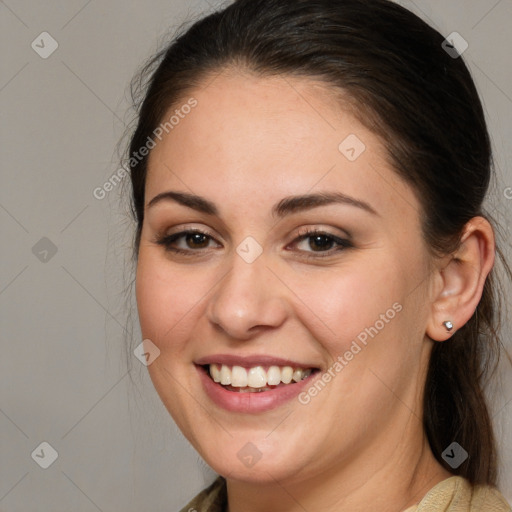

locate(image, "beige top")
[[403, 476, 510, 511], [180, 475, 511, 511]]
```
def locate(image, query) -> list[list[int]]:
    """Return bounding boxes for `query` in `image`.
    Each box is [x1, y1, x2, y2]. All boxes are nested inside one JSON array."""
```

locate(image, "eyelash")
[[155, 227, 353, 259]]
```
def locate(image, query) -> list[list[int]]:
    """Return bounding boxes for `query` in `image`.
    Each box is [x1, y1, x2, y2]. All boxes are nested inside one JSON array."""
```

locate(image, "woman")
[[125, 0, 511, 510]]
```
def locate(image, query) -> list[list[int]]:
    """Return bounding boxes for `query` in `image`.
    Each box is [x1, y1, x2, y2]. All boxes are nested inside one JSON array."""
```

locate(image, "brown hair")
[[125, 0, 511, 486]]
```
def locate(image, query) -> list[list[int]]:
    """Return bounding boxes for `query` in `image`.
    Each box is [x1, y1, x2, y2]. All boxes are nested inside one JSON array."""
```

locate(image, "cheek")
[[134, 252, 203, 426], [135, 251, 197, 346], [135, 248, 227, 360], [288, 257, 405, 356]]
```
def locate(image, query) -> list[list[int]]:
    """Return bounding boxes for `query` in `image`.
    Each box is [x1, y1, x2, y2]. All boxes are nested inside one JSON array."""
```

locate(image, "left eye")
[[155, 229, 352, 257], [290, 229, 352, 257]]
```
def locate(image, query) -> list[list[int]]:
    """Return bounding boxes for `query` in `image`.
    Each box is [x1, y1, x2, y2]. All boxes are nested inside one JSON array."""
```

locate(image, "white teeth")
[[292, 369, 303, 383], [210, 364, 221, 383], [281, 366, 293, 384], [220, 364, 231, 385], [267, 366, 281, 386], [247, 366, 267, 388], [231, 366, 248, 387], [208, 363, 313, 388]]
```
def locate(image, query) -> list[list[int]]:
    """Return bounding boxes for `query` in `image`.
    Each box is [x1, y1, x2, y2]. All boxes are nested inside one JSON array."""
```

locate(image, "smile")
[[207, 364, 314, 392], [195, 357, 320, 412]]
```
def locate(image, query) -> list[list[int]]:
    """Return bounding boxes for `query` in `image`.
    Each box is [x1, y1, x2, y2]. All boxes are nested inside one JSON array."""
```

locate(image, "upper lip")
[[194, 354, 319, 368]]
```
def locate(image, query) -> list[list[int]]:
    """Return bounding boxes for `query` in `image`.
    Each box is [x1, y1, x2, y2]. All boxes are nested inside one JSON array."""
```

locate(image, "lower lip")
[[196, 365, 317, 413]]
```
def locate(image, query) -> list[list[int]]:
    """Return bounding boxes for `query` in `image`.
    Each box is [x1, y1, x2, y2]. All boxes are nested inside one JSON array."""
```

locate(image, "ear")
[[426, 216, 495, 342]]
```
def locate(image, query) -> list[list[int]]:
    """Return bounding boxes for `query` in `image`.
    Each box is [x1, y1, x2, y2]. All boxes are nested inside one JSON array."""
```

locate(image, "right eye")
[[155, 229, 221, 256]]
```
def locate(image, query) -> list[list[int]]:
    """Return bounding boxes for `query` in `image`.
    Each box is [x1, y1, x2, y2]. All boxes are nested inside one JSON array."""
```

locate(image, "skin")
[[135, 69, 495, 512]]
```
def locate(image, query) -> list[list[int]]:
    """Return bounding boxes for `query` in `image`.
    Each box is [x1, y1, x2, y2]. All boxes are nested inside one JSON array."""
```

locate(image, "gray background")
[[1, 1, 511, 510]]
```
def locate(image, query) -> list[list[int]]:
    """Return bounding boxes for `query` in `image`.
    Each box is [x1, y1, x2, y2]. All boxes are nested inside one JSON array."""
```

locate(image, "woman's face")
[[136, 71, 437, 485]]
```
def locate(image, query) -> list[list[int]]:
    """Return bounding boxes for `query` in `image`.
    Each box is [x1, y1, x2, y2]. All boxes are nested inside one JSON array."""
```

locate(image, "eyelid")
[[157, 223, 349, 243], [154, 223, 217, 242], [154, 225, 352, 259], [293, 225, 352, 242], [153, 226, 218, 250]]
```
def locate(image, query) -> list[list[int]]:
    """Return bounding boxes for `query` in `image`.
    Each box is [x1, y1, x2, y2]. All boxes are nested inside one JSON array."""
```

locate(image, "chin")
[[196, 437, 315, 486]]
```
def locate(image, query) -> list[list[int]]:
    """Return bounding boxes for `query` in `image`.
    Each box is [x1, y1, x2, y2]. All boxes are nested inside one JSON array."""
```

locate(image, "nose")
[[206, 250, 288, 341]]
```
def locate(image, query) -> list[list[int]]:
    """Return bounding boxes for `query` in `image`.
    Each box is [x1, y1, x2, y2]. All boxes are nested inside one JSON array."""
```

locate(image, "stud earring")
[[443, 320, 454, 332]]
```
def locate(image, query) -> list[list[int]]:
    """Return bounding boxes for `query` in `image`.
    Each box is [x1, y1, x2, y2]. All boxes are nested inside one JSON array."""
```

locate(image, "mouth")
[[202, 363, 319, 393], [194, 355, 322, 412]]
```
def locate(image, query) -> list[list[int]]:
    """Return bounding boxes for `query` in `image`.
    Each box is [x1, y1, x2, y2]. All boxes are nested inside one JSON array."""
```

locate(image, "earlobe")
[[426, 217, 495, 342]]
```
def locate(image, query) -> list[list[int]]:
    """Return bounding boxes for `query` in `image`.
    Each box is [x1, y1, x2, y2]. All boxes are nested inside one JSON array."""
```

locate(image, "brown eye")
[[306, 234, 336, 251], [292, 229, 352, 258], [155, 229, 219, 255], [185, 232, 210, 249]]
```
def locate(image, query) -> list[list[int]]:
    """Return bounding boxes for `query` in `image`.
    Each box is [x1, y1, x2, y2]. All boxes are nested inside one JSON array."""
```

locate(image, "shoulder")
[[179, 477, 227, 512], [411, 476, 511, 512]]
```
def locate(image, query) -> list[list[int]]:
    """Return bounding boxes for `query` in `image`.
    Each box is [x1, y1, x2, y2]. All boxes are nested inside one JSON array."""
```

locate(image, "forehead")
[[145, 71, 418, 223]]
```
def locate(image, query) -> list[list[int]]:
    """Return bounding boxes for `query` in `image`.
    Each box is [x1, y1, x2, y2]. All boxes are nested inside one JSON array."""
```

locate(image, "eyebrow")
[[147, 190, 379, 217]]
